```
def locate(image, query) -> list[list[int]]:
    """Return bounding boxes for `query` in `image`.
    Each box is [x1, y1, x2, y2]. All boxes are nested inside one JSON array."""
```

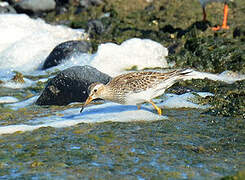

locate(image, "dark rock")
[[167, 43, 179, 55], [176, 21, 211, 38], [79, 0, 104, 9], [188, 21, 211, 31], [54, 0, 69, 16], [55, 0, 69, 7], [0, 2, 16, 14], [233, 25, 245, 41], [36, 65, 112, 106], [13, 0, 56, 15], [42, 40, 92, 70], [161, 25, 176, 34], [166, 84, 194, 95], [55, 6, 68, 16], [86, 19, 105, 37]]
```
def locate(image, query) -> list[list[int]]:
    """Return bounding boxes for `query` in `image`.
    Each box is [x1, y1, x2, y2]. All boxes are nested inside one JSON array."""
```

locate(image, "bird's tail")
[[159, 68, 195, 81], [174, 68, 197, 81], [176, 68, 194, 76]]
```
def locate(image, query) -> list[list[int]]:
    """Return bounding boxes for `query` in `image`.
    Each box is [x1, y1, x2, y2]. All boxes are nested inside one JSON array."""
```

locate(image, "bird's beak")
[[84, 96, 93, 107], [80, 96, 93, 113]]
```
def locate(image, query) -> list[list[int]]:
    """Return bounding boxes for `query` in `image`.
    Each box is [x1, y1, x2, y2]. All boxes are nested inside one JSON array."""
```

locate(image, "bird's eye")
[[94, 89, 97, 93]]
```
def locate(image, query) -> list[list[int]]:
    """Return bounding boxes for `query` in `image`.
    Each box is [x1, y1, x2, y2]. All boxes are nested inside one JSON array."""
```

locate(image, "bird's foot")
[[212, 25, 229, 31], [149, 100, 162, 116], [156, 107, 162, 116]]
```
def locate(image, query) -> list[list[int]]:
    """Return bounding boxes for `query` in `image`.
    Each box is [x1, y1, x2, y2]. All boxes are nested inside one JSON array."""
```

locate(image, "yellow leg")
[[149, 100, 162, 115], [137, 104, 141, 110]]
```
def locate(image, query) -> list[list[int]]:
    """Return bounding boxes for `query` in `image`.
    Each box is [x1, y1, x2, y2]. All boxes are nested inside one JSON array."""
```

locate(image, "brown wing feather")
[[107, 70, 185, 93]]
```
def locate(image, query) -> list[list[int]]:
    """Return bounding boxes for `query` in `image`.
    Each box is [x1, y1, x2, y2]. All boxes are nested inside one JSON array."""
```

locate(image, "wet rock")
[[178, 79, 245, 118], [161, 24, 178, 34], [55, 0, 69, 7], [42, 40, 92, 70], [54, 0, 70, 16], [168, 37, 245, 73], [79, 0, 104, 8], [166, 85, 194, 95], [36, 65, 112, 106], [12, 72, 25, 83], [13, 0, 56, 15], [205, 80, 245, 118], [233, 25, 245, 41], [0, 2, 16, 14], [86, 19, 105, 37], [221, 169, 245, 180]]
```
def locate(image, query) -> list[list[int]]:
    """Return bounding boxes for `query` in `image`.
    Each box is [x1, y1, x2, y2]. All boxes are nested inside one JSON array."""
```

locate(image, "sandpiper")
[[199, 0, 229, 30], [81, 69, 193, 115]]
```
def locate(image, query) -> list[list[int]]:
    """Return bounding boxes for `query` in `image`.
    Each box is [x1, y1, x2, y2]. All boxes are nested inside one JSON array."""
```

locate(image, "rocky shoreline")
[[1, 0, 244, 118]]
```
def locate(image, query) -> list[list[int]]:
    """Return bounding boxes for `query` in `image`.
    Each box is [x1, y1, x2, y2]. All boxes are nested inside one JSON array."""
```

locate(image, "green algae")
[[26, 81, 46, 93], [221, 170, 245, 180], [0, 112, 244, 179], [1, 0, 245, 178], [44, 0, 245, 48], [169, 37, 245, 73], [12, 71, 25, 83], [0, 104, 60, 126], [205, 80, 245, 117], [168, 79, 245, 118]]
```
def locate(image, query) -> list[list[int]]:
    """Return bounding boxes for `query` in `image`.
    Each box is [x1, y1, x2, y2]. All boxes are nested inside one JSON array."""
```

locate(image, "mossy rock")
[[205, 80, 245, 117], [168, 37, 245, 73], [221, 169, 245, 180], [170, 79, 245, 118]]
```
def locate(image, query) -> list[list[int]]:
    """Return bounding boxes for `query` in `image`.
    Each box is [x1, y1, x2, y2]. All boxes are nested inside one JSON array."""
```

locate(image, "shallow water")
[[0, 109, 244, 179]]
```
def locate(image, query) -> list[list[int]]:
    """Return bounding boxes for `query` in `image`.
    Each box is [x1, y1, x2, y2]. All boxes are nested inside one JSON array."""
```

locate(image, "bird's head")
[[81, 83, 105, 112]]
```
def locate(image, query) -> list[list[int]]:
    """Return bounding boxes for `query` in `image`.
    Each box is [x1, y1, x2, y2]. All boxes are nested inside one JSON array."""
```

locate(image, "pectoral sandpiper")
[[80, 69, 193, 115]]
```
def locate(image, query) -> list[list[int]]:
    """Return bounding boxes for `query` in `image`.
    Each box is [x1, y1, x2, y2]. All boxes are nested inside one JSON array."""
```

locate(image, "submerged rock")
[[36, 65, 112, 106], [42, 40, 92, 70]]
